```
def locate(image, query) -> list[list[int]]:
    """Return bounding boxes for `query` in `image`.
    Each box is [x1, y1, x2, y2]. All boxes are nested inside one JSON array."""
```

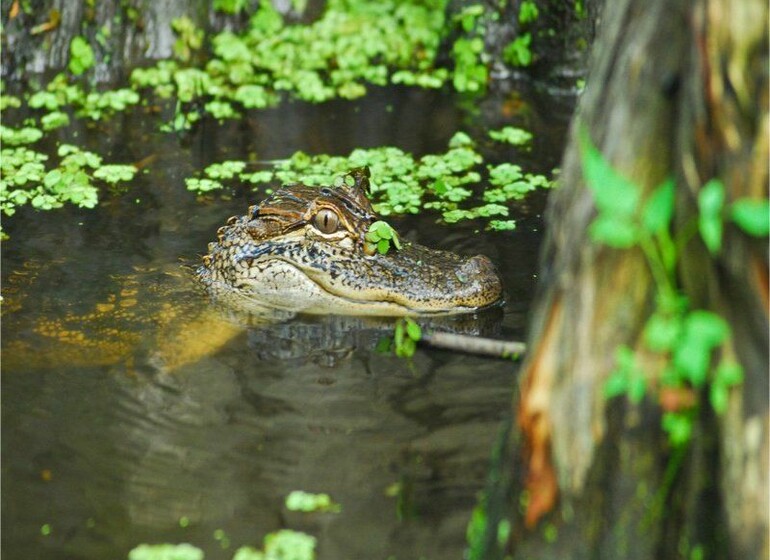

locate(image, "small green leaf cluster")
[[392, 317, 422, 358], [502, 0, 538, 68], [285, 490, 342, 513], [69, 36, 95, 75], [1, 143, 137, 218], [448, 3, 491, 94], [483, 163, 551, 203], [488, 126, 533, 146], [580, 132, 766, 447], [233, 530, 316, 560], [0, 124, 43, 146], [171, 17, 204, 62], [365, 220, 402, 255], [452, 37, 488, 93]]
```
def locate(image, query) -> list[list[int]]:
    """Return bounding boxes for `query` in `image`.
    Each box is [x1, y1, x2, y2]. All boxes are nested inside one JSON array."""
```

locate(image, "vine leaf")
[[698, 179, 725, 253], [730, 198, 770, 237]]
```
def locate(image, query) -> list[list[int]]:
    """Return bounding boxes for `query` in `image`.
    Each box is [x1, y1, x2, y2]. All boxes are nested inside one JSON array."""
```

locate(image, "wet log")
[[514, 0, 768, 558]]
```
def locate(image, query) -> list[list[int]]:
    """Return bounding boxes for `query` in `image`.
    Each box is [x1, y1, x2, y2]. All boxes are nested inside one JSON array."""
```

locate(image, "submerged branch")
[[421, 331, 526, 359]]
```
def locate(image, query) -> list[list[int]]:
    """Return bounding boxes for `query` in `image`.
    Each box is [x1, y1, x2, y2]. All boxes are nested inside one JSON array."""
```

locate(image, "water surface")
[[2, 85, 573, 559]]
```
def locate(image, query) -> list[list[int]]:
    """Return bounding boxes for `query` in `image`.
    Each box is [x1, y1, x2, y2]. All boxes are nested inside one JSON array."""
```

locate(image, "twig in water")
[[420, 331, 526, 359]]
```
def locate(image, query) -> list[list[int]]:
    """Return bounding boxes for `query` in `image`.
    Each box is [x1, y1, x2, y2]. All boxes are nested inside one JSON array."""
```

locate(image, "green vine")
[[579, 131, 768, 447]]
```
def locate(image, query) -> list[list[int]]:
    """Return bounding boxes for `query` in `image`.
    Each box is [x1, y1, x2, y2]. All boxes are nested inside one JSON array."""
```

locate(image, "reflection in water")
[[2, 270, 516, 559], [1, 86, 570, 559]]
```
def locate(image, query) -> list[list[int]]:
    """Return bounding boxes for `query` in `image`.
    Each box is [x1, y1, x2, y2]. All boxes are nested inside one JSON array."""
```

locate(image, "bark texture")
[[514, 0, 768, 558]]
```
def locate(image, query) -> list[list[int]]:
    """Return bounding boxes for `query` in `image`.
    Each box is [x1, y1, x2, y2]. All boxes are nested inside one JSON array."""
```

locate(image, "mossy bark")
[[513, 0, 768, 558]]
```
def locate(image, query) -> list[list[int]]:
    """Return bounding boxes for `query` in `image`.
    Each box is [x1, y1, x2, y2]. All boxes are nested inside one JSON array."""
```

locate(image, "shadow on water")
[[1, 86, 573, 559]]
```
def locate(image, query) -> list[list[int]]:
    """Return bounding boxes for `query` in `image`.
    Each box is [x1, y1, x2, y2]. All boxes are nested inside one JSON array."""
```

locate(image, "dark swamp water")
[[2, 85, 574, 559]]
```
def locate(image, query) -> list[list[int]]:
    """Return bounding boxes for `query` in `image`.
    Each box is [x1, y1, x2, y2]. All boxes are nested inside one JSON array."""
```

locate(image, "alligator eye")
[[313, 208, 340, 234]]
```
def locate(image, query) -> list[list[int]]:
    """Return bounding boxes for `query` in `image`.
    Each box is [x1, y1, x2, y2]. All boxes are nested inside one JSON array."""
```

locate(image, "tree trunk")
[[513, 0, 768, 558]]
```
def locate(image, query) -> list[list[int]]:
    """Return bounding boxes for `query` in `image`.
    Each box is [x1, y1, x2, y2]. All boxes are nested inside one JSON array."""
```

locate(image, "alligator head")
[[197, 168, 503, 316]]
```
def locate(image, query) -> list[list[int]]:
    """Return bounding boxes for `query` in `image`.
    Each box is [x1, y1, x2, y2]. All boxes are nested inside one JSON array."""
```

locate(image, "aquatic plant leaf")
[[285, 490, 341, 513], [264, 530, 316, 560], [128, 543, 204, 560], [488, 126, 533, 146], [93, 164, 137, 184], [487, 219, 517, 231], [405, 318, 421, 341]]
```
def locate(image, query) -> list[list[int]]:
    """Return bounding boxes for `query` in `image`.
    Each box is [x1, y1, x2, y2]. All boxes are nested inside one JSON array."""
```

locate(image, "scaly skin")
[[197, 168, 503, 315]]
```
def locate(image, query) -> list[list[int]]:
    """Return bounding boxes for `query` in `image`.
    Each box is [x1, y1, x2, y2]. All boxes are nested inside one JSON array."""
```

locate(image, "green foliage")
[[186, 178, 225, 193], [0, 124, 43, 146], [452, 38, 488, 93], [205, 161, 247, 180], [214, 0, 249, 14], [130, 0, 452, 120], [285, 491, 342, 513], [69, 36, 95, 75], [730, 198, 770, 237], [391, 317, 422, 358], [487, 219, 517, 231], [92, 164, 138, 184], [365, 220, 402, 255], [488, 126, 532, 146], [518, 0, 539, 24], [0, 144, 136, 218], [503, 33, 532, 67], [0, 94, 22, 110], [579, 133, 754, 448], [483, 163, 551, 203], [698, 179, 724, 253], [502, 0, 538, 68], [171, 17, 204, 62], [40, 111, 71, 130]]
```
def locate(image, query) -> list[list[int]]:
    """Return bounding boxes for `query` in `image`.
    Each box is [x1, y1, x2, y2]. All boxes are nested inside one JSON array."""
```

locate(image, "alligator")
[[197, 167, 503, 316]]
